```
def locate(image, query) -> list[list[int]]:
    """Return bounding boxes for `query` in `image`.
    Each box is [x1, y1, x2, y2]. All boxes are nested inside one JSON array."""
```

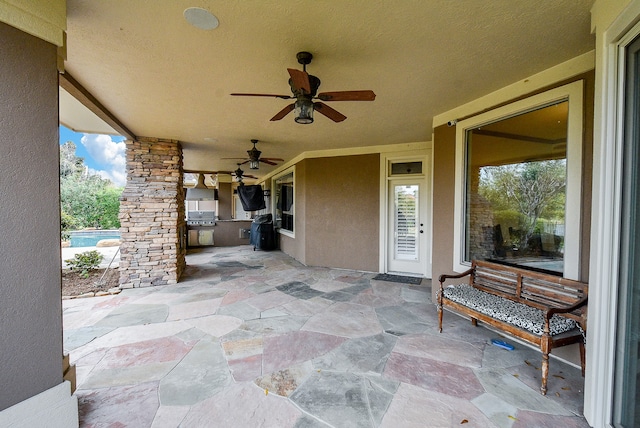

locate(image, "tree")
[[59, 141, 85, 178], [59, 141, 123, 233], [479, 159, 566, 250]]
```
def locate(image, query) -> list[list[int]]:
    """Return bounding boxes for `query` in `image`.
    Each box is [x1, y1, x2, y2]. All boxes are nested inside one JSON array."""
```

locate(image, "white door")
[[387, 179, 428, 276], [234, 195, 251, 219]]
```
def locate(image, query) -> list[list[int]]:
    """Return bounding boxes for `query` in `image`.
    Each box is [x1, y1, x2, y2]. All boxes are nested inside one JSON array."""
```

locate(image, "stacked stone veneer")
[[119, 138, 186, 288]]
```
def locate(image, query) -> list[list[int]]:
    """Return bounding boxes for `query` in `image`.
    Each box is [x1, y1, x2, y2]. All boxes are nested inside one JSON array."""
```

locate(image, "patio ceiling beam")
[[59, 71, 136, 140]]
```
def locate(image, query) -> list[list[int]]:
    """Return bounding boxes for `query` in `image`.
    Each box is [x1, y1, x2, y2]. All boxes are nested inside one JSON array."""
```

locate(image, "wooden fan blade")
[[230, 93, 293, 99], [287, 68, 311, 94], [316, 90, 376, 101], [270, 103, 295, 121], [260, 157, 284, 162], [314, 102, 347, 122], [259, 159, 278, 166]]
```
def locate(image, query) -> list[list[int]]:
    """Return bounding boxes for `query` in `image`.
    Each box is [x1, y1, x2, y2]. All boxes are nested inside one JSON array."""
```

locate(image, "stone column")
[[119, 137, 186, 288]]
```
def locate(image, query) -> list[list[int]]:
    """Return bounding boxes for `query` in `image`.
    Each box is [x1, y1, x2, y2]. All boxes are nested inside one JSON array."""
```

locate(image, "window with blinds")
[[394, 185, 418, 260]]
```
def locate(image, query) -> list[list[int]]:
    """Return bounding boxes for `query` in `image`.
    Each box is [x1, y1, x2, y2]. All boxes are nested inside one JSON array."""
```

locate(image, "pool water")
[[69, 230, 121, 248]]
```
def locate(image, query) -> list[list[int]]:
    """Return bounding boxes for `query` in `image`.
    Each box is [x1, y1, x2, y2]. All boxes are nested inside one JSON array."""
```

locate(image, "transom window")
[[390, 161, 423, 175]]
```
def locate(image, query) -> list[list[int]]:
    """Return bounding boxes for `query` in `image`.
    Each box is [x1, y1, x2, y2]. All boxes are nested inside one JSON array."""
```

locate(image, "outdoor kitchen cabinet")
[[188, 228, 214, 246]]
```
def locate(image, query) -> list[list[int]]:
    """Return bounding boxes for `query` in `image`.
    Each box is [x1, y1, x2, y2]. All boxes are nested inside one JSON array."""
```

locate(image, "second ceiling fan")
[[231, 52, 376, 123], [222, 139, 283, 170]]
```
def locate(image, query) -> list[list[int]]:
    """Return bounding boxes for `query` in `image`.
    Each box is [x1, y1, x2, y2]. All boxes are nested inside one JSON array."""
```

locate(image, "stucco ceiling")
[[63, 0, 595, 180]]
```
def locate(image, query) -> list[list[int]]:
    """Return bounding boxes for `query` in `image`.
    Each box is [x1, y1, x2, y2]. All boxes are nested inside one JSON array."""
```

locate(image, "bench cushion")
[[442, 284, 577, 336]]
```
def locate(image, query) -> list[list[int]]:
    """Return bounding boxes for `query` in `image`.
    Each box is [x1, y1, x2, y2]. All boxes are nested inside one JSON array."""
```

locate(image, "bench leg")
[[437, 289, 443, 333], [471, 318, 477, 327], [540, 335, 551, 395], [541, 353, 549, 395]]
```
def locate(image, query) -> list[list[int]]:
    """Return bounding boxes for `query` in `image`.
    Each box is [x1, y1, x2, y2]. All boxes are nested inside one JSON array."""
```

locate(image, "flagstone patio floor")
[[63, 246, 590, 428]]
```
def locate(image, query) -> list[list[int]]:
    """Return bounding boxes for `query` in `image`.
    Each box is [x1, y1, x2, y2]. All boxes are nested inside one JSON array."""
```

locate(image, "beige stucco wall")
[[278, 154, 380, 272], [432, 124, 457, 286], [217, 182, 233, 220], [0, 21, 63, 410], [304, 154, 380, 272]]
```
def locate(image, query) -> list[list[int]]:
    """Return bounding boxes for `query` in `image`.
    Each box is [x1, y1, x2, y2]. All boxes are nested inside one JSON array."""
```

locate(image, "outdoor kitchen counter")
[[211, 219, 252, 247]]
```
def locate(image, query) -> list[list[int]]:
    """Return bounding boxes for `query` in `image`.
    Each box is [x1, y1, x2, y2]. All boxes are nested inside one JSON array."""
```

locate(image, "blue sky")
[[59, 125, 127, 187]]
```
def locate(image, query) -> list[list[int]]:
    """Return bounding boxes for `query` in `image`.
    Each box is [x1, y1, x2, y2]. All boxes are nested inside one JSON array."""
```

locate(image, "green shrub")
[[65, 250, 103, 278], [60, 210, 80, 241]]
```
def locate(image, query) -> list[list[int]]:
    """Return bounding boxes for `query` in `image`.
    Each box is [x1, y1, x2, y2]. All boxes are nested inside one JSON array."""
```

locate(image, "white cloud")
[[90, 167, 127, 188], [81, 134, 126, 187]]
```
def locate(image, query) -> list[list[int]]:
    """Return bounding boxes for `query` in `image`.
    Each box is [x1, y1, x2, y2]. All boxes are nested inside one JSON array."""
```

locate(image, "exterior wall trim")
[[0, 0, 66, 47], [586, 1, 640, 425], [433, 51, 594, 128], [0, 382, 78, 428], [258, 141, 429, 185]]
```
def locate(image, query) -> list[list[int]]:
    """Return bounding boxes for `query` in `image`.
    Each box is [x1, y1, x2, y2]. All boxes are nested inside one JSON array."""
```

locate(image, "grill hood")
[[185, 174, 217, 201]]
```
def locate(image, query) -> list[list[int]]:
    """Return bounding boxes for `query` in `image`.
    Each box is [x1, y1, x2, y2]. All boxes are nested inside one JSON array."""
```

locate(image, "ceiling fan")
[[232, 165, 252, 182], [222, 139, 283, 170], [231, 52, 376, 124], [184, 169, 257, 182]]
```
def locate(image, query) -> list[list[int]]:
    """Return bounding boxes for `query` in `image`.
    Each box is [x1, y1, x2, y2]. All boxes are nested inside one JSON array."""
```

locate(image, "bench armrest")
[[544, 296, 588, 321], [438, 268, 474, 287]]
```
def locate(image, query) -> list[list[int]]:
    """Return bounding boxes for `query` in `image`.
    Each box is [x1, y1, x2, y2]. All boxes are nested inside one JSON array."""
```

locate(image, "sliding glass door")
[[614, 33, 640, 428]]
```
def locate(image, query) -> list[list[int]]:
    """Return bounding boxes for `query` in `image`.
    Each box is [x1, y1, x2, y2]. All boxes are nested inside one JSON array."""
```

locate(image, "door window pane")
[[395, 185, 419, 260]]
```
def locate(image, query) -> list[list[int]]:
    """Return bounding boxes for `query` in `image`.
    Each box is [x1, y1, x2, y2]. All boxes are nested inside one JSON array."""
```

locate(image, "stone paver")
[[64, 246, 589, 427], [158, 337, 232, 406]]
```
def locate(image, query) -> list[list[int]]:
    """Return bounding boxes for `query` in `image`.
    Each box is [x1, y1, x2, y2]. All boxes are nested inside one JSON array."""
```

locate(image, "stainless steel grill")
[[187, 211, 215, 226]]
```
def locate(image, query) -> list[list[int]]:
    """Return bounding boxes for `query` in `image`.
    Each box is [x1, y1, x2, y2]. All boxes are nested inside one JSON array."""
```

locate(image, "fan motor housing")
[[289, 74, 321, 96]]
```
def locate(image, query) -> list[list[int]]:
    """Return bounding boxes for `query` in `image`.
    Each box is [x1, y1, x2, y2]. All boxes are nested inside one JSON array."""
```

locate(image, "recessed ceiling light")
[[204, 137, 217, 142], [184, 7, 219, 30]]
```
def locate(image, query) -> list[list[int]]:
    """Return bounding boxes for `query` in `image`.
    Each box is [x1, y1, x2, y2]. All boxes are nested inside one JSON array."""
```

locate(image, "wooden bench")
[[437, 260, 588, 395]]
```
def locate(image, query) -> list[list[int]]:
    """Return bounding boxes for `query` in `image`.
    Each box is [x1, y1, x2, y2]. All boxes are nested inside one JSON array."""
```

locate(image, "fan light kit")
[[231, 52, 376, 124], [295, 98, 314, 124], [234, 165, 247, 183], [247, 141, 261, 169]]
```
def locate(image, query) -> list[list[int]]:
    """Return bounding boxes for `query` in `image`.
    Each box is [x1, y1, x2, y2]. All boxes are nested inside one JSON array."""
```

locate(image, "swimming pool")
[[69, 230, 121, 248]]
